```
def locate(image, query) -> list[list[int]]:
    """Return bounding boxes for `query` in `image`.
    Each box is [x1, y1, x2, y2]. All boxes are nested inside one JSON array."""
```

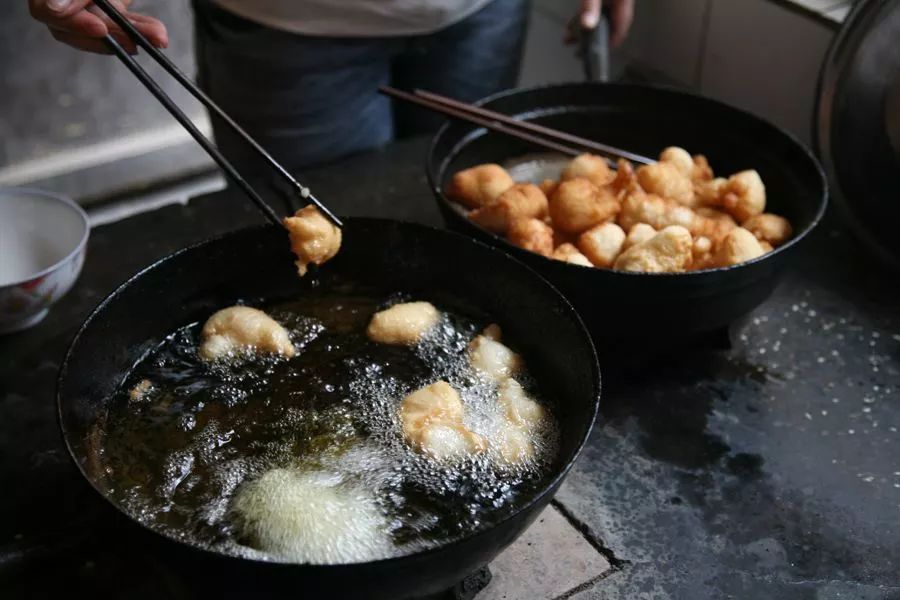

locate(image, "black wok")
[[428, 83, 828, 352], [57, 218, 599, 599]]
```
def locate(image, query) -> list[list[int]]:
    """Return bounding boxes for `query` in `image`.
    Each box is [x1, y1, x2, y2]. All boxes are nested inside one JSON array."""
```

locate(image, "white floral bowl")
[[0, 188, 89, 333]]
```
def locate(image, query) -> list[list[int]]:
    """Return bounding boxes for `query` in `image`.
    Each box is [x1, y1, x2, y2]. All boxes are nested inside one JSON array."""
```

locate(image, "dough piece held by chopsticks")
[[283, 206, 342, 277]]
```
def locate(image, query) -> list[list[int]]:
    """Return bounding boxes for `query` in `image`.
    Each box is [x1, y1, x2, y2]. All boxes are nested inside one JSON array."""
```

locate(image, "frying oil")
[[99, 286, 559, 562]]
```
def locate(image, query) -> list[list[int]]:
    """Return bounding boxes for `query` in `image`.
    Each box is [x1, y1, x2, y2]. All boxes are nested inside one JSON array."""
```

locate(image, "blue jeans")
[[193, 0, 530, 172]]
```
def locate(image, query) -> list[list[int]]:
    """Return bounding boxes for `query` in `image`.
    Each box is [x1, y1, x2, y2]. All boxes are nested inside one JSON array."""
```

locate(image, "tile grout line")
[[552, 567, 623, 600], [550, 499, 629, 571]]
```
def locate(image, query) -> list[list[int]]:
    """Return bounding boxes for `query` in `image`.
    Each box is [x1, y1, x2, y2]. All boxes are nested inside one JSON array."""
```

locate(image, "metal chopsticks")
[[93, 0, 342, 228], [379, 86, 655, 166]]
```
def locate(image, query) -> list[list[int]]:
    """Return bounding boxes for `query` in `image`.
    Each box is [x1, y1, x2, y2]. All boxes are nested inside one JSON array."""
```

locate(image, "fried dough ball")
[[549, 179, 621, 234], [691, 155, 714, 183], [617, 191, 694, 232], [366, 302, 439, 346], [759, 241, 774, 253], [720, 170, 766, 222], [468, 326, 522, 382], [742, 213, 793, 247], [637, 161, 696, 206], [695, 177, 727, 207], [552, 228, 576, 248], [623, 223, 657, 250], [129, 379, 153, 403], [659, 147, 694, 176], [231, 469, 391, 564], [494, 426, 534, 464], [492, 379, 548, 465], [507, 217, 554, 256], [578, 223, 626, 268], [693, 207, 738, 245], [691, 236, 714, 270], [538, 179, 558, 197], [609, 159, 640, 197], [468, 183, 548, 235], [400, 381, 486, 460], [200, 306, 295, 361], [446, 164, 514, 209], [551, 243, 594, 267], [498, 379, 546, 429], [283, 206, 342, 277], [712, 227, 766, 267], [560, 153, 614, 187], [613, 225, 693, 273]]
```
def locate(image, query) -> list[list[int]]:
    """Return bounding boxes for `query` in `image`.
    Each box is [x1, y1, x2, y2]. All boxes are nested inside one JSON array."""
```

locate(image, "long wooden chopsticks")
[[380, 86, 655, 166], [93, 0, 342, 228]]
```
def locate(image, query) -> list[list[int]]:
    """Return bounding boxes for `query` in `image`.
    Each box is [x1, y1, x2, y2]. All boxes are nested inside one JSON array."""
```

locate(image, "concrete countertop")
[[1, 137, 898, 599]]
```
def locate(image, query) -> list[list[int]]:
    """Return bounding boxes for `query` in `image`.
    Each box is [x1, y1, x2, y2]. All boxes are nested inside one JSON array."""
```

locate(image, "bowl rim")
[[426, 81, 829, 278], [0, 186, 90, 287], [56, 217, 602, 571]]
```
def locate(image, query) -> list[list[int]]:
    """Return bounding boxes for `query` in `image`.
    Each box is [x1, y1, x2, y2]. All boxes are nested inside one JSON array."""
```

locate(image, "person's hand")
[[579, 0, 635, 47], [28, 0, 168, 54]]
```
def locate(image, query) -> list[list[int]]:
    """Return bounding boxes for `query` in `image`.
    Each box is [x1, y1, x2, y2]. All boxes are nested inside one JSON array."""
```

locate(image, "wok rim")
[[426, 81, 829, 278], [56, 216, 601, 572]]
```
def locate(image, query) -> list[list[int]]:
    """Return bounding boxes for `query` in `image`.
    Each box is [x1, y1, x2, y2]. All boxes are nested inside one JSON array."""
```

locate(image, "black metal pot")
[[427, 83, 828, 352], [57, 218, 599, 599]]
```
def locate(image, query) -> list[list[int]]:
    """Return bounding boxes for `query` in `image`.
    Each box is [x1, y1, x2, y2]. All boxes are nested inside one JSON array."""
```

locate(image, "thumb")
[[581, 0, 601, 29]]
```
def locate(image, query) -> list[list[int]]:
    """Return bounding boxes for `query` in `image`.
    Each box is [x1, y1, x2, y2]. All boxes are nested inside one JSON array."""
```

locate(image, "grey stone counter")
[[1, 137, 898, 599]]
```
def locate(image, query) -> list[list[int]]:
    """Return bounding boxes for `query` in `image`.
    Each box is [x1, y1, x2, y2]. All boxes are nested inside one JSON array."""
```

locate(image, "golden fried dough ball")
[[691, 236, 714, 271], [468, 327, 522, 382], [608, 159, 640, 197], [637, 161, 696, 206], [283, 206, 342, 277], [508, 217, 554, 256], [578, 223, 626, 268], [693, 235, 712, 257], [446, 164, 514, 209], [742, 213, 793, 247], [400, 382, 486, 460], [623, 223, 657, 250], [692, 207, 738, 245], [560, 153, 614, 187], [712, 227, 766, 267], [200, 306, 295, 360], [551, 243, 594, 267], [720, 170, 766, 222], [468, 183, 548, 234], [613, 225, 693, 273], [759, 241, 774, 253], [692, 155, 714, 183], [550, 179, 621, 234], [617, 191, 695, 233], [538, 179, 558, 197], [695, 177, 727, 207], [659, 147, 694, 176], [366, 301, 440, 345]]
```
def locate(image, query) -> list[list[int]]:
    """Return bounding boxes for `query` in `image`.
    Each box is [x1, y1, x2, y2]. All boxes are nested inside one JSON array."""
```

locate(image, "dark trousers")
[[193, 0, 530, 172]]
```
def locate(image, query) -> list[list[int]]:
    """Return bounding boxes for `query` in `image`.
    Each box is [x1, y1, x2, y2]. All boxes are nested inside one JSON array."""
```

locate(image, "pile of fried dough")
[[446, 147, 793, 272]]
